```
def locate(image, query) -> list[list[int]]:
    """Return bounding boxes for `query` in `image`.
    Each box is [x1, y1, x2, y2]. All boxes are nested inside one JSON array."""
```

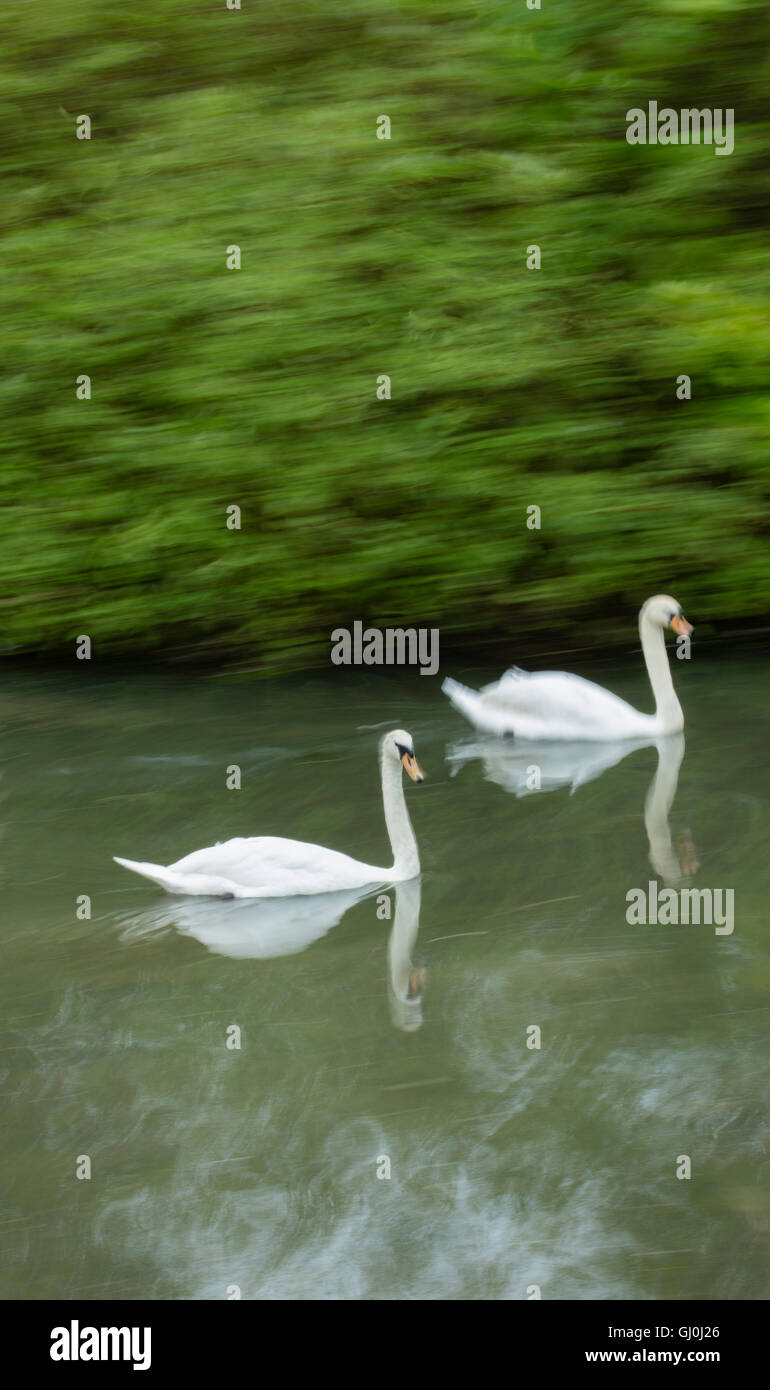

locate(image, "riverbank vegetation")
[[2, 1, 768, 669]]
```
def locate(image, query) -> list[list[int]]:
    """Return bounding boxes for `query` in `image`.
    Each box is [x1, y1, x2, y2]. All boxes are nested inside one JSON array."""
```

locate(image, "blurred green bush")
[[1, 0, 768, 668]]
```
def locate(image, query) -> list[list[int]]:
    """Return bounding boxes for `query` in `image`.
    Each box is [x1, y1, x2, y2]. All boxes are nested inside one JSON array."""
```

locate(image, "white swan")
[[442, 595, 693, 741], [114, 729, 424, 898]]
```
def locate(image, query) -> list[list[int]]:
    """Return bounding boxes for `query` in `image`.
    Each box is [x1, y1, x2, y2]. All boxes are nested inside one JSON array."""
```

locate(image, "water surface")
[[1, 651, 767, 1299]]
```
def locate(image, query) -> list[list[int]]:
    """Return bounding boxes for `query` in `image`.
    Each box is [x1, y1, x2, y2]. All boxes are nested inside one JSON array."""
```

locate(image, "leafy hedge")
[[1, 0, 768, 668]]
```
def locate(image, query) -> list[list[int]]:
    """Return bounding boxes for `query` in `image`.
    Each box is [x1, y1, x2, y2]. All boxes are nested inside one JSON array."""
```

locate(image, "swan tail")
[[113, 856, 185, 894], [442, 676, 516, 736], [442, 677, 477, 713], [442, 677, 490, 730]]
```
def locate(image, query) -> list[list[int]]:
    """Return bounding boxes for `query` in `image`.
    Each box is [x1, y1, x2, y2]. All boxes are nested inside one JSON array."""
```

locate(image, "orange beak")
[[670, 614, 693, 636], [401, 752, 424, 783]]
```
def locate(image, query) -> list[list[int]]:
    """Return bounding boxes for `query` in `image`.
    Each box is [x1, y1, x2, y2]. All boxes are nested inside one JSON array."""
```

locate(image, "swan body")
[[114, 729, 424, 899], [442, 595, 693, 742]]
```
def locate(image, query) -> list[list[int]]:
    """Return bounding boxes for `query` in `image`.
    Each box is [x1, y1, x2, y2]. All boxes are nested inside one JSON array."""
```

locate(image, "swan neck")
[[640, 609, 682, 732], [381, 752, 420, 879]]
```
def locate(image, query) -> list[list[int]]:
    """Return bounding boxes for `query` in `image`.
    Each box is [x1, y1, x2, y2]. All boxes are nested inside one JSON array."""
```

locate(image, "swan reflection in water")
[[386, 876, 426, 1032], [447, 732, 697, 887], [119, 884, 374, 959], [642, 735, 700, 886], [119, 877, 426, 1029]]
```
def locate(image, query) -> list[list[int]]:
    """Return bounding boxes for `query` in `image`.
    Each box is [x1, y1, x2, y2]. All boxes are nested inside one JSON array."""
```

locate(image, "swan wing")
[[487, 669, 642, 736], [167, 836, 388, 897], [445, 670, 652, 740]]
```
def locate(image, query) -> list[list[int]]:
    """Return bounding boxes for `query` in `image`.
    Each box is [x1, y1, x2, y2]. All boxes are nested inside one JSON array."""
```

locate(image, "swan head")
[[383, 729, 424, 782], [642, 594, 693, 637]]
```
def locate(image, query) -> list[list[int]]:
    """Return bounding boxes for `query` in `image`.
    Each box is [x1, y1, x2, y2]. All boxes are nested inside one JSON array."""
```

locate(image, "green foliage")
[[1, 0, 768, 667]]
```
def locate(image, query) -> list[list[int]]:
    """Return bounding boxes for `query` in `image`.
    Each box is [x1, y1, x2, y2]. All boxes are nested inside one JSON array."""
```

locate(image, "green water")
[[1, 652, 768, 1300]]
